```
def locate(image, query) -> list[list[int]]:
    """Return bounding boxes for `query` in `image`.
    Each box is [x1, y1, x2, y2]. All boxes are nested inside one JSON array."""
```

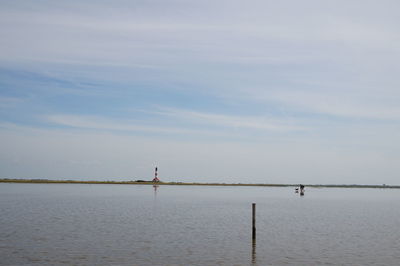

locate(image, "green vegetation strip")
[[0, 179, 399, 189]]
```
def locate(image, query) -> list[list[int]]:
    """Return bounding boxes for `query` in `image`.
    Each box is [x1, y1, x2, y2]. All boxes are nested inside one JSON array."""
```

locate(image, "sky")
[[1, 0, 400, 184]]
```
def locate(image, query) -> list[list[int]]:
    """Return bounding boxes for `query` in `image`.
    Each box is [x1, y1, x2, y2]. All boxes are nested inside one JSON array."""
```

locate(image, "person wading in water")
[[299, 184, 305, 196]]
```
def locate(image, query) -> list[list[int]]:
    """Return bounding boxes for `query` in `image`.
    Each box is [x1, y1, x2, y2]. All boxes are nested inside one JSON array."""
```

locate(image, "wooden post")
[[252, 203, 256, 240]]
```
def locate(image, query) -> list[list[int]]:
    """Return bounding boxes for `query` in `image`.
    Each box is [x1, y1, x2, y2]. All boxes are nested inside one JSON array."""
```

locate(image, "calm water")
[[1, 183, 400, 265]]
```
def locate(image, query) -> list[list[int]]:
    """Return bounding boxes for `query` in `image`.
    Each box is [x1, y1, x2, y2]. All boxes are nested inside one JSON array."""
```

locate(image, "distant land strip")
[[0, 178, 399, 189]]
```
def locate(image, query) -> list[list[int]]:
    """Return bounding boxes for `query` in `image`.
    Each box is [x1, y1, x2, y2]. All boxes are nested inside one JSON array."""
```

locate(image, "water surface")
[[1, 183, 400, 265]]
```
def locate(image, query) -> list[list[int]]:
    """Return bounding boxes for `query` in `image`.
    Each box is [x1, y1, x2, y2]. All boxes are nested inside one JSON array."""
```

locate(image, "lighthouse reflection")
[[153, 184, 159, 196]]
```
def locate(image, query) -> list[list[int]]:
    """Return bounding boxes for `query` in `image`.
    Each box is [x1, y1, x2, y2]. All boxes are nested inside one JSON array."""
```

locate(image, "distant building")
[[152, 167, 160, 182]]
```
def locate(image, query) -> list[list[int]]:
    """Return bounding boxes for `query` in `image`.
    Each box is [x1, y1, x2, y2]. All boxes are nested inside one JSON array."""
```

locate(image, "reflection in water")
[[251, 238, 256, 265], [153, 184, 159, 197], [300, 185, 305, 196]]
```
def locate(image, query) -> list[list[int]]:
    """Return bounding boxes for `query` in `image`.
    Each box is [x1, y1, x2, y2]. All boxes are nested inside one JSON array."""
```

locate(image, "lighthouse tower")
[[152, 167, 160, 182]]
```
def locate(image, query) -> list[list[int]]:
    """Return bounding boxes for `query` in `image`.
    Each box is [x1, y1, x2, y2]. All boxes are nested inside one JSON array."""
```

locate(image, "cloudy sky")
[[1, 0, 400, 184]]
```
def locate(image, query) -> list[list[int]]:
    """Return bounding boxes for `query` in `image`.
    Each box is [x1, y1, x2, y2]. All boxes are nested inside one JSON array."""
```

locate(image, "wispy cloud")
[[45, 114, 212, 135], [240, 89, 400, 121], [151, 107, 307, 131], [2, 1, 399, 67], [45, 108, 306, 139], [0, 96, 25, 108]]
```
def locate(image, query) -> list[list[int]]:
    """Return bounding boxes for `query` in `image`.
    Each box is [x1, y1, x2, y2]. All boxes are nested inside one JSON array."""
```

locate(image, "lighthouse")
[[152, 167, 160, 182]]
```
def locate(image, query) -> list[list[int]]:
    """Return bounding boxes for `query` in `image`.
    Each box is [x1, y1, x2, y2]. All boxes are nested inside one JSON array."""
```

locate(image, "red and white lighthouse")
[[152, 167, 160, 182]]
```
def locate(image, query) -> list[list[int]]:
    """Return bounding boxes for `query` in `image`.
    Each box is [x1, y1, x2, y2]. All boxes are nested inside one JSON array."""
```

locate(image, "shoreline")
[[0, 178, 398, 189]]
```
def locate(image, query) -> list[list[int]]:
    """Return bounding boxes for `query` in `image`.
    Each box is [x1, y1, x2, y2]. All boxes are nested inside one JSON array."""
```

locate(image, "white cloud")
[[239, 89, 400, 121], [45, 114, 219, 136], [2, 0, 400, 67], [151, 107, 307, 131], [43, 109, 306, 141], [0, 96, 25, 108]]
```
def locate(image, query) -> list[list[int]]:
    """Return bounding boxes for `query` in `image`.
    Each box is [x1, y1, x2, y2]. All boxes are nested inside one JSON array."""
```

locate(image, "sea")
[[1, 183, 400, 265]]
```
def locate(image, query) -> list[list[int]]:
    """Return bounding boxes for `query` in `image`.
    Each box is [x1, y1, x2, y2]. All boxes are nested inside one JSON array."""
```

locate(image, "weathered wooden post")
[[252, 203, 256, 240]]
